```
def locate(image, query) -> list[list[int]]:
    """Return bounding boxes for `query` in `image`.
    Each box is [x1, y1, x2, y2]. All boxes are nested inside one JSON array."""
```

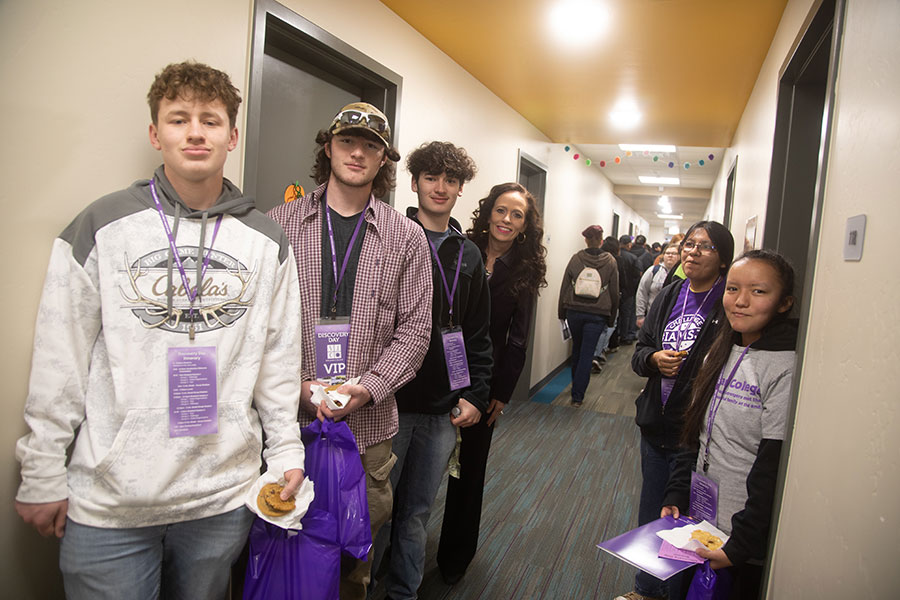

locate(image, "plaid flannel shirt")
[[268, 183, 432, 452]]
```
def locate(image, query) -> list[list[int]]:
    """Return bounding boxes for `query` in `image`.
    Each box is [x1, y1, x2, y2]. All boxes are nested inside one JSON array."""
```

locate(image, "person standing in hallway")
[[15, 61, 306, 600], [267, 102, 432, 600], [636, 243, 680, 329], [630, 234, 655, 273], [374, 141, 492, 600], [617, 234, 643, 343], [616, 221, 734, 600], [592, 235, 622, 372], [662, 249, 797, 600], [558, 225, 619, 405], [437, 182, 548, 584]]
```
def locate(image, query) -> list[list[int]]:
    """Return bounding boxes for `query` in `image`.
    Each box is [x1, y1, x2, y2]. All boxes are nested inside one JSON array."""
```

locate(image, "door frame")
[[243, 0, 403, 204]]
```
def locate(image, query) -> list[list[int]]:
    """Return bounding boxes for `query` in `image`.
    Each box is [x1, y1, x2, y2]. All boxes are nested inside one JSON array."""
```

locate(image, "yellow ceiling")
[[381, 0, 788, 148]]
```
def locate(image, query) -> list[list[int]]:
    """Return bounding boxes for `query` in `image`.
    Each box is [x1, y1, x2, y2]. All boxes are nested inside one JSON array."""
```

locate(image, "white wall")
[[0, 1, 644, 595], [767, 0, 900, 596], [705, 0, 900, 596]]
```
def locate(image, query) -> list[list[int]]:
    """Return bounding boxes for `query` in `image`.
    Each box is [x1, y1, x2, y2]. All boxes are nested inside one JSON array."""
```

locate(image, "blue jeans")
[[635, 437, 686, 600], [566, 309, 608, 402], [59, 506, 253, 600], [618, 294, 638, 341], [594, 315, 617, 357], [376, 411, 457, 600]]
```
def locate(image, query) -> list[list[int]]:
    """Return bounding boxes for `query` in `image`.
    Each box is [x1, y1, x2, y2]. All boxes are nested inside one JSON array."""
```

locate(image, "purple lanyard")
[[703, 343, 753, 472], [426, 236, 465, 327], [674, 277, 720, 352], [149, 179, 223, 308], [324, 193, 369, 314]]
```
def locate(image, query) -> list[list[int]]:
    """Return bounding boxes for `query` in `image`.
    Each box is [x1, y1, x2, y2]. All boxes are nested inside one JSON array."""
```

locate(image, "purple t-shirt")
[[660, 278, 724, 405]]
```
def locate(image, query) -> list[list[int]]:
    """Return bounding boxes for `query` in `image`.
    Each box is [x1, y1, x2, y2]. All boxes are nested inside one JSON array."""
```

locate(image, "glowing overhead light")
[[609, 99, 641, 129], [657, 213, 684, 220], [619, 144, 677, 153], [657, 195, 669, 206], [640, 176, 680, 185], [548, 0, 611, 48], [661, 204, 672, 214]]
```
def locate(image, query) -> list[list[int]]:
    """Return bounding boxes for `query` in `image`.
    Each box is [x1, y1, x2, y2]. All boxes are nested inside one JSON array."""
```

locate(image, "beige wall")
[[705, 0, 900, 596], [0, 0, 643, 595], [768, 0, 900, 595]]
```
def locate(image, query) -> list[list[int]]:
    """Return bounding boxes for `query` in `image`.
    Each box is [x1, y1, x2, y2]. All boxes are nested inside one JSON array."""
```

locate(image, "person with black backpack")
[[558, 225, 619, 405]]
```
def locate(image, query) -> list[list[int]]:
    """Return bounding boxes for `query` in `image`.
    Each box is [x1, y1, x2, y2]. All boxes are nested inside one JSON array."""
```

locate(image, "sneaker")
[[598, 354, 608, 364], [571, 397, 583, 406], [614, 592, 665, 600], [591, 359, 603, 374]]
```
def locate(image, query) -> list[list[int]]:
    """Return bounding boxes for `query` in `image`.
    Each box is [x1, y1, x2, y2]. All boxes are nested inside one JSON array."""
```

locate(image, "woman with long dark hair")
[[616, 221, 735, 600], [662, 250, 797, 599], [437, 182, 547, 584]]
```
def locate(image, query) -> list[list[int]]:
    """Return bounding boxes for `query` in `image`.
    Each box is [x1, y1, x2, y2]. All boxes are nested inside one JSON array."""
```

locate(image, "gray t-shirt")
[[320, 205, 367, 318], [696, 345, 795, 535]]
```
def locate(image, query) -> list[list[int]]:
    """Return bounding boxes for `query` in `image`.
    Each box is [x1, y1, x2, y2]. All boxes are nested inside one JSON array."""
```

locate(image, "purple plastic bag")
[[685, 561, 733, 600], [243, 419, 372, 599], [244, 511, 340, 600], [302, 417, 372, 560]]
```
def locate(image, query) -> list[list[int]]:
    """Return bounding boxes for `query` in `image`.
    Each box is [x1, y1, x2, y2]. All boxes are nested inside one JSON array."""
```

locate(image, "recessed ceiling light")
[[657, 195, 669, 206], [619, 144, 677, 153], [640, 176, 680, 185], [609, 96, 641, 129], [548, 1, 611, 48], [657, 213, 684, 220], [661, 204, 672, 214]]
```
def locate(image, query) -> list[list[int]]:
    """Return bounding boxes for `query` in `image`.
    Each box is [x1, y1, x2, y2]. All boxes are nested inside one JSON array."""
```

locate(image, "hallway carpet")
[[371, 348, 649, 599]]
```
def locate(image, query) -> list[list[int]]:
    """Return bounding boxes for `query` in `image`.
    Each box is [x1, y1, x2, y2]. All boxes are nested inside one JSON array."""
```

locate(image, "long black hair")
[[680, 250, 795, 447], [681, 220, 735, 277]]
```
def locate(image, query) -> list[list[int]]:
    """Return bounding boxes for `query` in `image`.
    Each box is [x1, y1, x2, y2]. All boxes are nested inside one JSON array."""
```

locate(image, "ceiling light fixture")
[[548, 0, 611, 48], [657, 213, 684, 220], [619, 144, 677, 153], [661, 204, 672, 214], [609, 98, 641, 129], [657, 195, 669, 206], [640, 176, 680, 185]]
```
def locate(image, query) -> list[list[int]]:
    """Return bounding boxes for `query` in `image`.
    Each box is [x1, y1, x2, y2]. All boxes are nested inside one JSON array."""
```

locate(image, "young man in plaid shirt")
[[268, 102, 432, 599]]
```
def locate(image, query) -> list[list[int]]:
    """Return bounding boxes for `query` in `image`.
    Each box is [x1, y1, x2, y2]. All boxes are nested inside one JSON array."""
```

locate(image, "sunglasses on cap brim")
[[333, 109, 388, 135]]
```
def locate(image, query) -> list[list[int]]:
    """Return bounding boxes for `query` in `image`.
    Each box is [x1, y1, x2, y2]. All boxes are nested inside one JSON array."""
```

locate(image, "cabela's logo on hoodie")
[[119, 246, 255, 335]]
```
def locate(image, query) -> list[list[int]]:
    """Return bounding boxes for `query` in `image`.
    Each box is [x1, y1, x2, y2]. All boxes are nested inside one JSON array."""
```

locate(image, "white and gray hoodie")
[[16, 166, 304, 528]]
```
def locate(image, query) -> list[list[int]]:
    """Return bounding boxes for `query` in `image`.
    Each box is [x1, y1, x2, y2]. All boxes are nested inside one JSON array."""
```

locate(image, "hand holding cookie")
[[653, 349, 688, 377]]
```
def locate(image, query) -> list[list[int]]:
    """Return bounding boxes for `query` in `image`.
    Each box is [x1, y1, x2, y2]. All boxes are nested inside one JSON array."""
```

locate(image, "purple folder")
[[597, 515, 699, 580]]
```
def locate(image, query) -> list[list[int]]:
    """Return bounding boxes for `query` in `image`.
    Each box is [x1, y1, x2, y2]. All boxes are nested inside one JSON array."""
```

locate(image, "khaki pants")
[[340, 437, 397, 600]]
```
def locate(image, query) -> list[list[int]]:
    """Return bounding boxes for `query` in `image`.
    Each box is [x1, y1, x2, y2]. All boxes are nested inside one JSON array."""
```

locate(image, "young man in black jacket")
[[374, 141, 492, 600]]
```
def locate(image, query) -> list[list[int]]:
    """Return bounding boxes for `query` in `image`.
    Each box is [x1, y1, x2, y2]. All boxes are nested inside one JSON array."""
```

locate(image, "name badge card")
[[689, 470, 719, 523], [441, 326, 470, 391], [315, 318, 351, 385], [168, 346, 218, 437]]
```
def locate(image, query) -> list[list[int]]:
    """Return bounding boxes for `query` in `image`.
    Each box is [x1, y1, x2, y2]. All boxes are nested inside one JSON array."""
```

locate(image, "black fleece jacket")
[[395, 209, 493, 414], [662, 319, 798, 567], [632, 278, 724, 448]]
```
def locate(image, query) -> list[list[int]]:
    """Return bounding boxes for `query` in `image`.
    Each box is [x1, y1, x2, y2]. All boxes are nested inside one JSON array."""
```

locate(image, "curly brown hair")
[[310, 130, 397, 199], [147, 61, 241, 128], [406, 141, 477, 183], [467, 182, 547, 297]]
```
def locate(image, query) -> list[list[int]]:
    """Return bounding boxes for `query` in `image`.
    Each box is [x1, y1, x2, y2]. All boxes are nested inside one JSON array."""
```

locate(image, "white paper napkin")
[[245, 471, 315, 530], [310, 376, 360, 410], [656, 519, 730, 552]]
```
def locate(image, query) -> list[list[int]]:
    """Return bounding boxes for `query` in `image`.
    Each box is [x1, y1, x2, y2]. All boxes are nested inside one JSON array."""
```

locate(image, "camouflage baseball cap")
[[329, 102, 400, 161]]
